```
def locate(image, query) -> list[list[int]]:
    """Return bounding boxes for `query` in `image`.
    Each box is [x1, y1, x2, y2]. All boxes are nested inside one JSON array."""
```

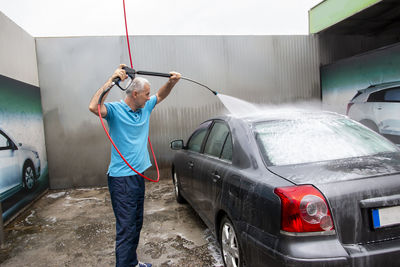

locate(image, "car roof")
[[0, 126, 9, 136], [358, 80, 400, 95], [0, 126, 18, 145]]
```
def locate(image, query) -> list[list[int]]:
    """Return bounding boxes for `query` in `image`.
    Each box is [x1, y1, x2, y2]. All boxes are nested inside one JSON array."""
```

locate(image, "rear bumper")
[[344, 238, 400, 266], [243, 232, 400, 267]]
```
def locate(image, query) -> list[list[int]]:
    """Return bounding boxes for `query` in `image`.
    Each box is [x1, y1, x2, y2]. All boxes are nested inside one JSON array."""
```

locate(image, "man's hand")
[[89, 64, 129, 117], [110, 64, 129, 83], [168, 71, 181, 84]]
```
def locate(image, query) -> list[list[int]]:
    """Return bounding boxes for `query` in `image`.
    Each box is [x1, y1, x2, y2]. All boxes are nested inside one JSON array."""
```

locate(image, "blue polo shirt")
[[104, 95, 157, 176]]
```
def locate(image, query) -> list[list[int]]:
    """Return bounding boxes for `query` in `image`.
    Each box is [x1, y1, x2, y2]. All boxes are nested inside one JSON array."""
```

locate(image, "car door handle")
[[376, 106, 383, 110], [187, 161, 194, 168], [211, 171, 221, 182]]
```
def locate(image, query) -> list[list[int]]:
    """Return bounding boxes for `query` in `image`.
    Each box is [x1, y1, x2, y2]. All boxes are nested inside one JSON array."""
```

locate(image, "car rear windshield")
[[351, 91, 362, 101], [254, 116, 399, 166]]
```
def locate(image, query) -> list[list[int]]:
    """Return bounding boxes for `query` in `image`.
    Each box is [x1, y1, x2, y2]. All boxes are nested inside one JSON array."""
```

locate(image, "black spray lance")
[[111, 66, 218, 95], [99, 65, 218, 118]]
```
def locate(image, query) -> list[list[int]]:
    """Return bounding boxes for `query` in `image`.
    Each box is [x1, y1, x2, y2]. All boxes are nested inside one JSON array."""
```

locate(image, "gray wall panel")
[[36, 35, 321, 189], [0, 11, 39, 86]]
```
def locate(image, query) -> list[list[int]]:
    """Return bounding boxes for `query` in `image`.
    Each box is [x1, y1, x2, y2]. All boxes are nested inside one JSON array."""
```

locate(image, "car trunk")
[[269, 153, 400, 244]]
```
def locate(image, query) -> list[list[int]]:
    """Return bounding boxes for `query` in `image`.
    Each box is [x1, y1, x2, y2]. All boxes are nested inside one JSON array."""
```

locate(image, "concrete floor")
[[0, 178, 224, 267]]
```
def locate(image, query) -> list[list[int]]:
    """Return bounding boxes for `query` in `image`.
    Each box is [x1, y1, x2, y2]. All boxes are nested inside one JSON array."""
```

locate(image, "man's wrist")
[[168, 79, 178, 85]]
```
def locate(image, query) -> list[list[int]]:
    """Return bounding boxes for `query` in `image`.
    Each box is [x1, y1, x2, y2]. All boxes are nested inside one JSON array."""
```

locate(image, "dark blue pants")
[[108, 174, 145, 267]]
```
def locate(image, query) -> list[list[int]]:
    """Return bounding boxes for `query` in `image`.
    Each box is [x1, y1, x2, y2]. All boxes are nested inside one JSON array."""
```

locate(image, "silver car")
[[0, 127, 41, 202], [347, 81, 400, 144]]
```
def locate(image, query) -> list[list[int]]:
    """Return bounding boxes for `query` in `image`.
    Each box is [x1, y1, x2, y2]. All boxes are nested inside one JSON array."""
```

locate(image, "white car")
[[347, 81, 400, 144], [0, 127, 41, 202]]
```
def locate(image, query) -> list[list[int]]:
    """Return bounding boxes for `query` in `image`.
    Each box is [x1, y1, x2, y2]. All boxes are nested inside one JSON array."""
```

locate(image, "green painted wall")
[[309, 0, 382, 33], [0, 75, 43, 115]]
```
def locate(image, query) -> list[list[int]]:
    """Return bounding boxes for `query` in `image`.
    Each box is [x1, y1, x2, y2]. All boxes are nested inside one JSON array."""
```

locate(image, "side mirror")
[[170, 140, 184, 150]]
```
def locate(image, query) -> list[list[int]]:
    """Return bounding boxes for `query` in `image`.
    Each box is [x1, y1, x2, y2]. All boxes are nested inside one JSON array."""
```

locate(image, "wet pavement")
[[0, 178, 224, 267]]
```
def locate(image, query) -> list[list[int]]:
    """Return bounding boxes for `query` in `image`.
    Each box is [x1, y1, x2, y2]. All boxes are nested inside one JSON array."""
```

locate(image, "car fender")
[[359, 119, 379, 133]]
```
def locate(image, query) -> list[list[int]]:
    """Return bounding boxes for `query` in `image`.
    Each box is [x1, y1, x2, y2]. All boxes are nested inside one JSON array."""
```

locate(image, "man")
[[89, 64, 181, 267]]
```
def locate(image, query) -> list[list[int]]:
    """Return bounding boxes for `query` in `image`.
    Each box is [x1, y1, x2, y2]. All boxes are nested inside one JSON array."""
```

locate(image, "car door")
[[374, 87, 400, 139], [195, 120, 233, 226], [0, 131, 20, 197], [179, 121, 212, 203]]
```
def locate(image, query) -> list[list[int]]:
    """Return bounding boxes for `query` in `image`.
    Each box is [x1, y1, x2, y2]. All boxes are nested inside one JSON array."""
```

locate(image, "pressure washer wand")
[[113, 66, 218, 95], [180, 76, 218, 95], [136, 70, 172, 78]]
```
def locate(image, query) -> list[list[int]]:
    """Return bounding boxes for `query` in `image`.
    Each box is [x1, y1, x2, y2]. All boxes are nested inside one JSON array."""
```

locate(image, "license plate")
[[372, 206, 400, 229]]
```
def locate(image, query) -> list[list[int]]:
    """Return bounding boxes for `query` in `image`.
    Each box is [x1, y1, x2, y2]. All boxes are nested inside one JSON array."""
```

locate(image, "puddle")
[[204, 229, 224, 267], [46, 192, 66, 199]]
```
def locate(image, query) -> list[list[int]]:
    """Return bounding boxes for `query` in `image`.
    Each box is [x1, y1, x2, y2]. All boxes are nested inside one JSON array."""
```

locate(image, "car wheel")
[[220, 216, 243, 267], [23, 162, 36, 191], [173, 169, 186, 204]]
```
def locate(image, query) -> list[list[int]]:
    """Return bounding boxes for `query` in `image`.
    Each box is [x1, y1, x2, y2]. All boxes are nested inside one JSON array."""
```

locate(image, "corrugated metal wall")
[[36, 35, 321, 189]]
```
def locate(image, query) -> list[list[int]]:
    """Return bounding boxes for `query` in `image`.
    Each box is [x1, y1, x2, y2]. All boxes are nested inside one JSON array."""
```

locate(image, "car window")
[[204, 121, 230, 158], [367, 90, 385, 102], [255, 115, 399, 166], [384, 88, 400, 102], [0, 132, 10, 149], [220, 133, 233, 161], [187, 121, 211, 153]]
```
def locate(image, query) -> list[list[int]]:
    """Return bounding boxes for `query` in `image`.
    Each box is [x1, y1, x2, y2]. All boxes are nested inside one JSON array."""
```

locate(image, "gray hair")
[[126, 77, 150, 95]]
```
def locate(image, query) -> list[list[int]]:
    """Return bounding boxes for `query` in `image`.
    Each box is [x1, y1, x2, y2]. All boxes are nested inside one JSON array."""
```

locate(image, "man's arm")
[[156, 71, 181, 105], [89, 65, 128, 117]]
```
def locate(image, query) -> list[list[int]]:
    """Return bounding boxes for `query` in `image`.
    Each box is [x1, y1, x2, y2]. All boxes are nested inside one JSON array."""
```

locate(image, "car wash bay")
[[2, 0, 400, 266], [1, 34, 323, 266]]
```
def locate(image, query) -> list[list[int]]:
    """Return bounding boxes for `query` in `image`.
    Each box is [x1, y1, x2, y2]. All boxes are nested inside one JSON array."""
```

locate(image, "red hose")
[[96, 0, 160, 183], [98, 105, 159, 182], [122, 0, 133, 68]]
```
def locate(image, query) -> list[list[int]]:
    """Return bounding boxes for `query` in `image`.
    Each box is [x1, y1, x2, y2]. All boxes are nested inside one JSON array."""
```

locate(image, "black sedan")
[[170, 111, 400, 267]]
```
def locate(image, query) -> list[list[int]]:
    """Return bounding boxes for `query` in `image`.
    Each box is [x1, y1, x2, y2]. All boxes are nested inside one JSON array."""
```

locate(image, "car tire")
[[22, 161, 36, 192], [172, 169, 186, 204], [219, 216, 244, 267]]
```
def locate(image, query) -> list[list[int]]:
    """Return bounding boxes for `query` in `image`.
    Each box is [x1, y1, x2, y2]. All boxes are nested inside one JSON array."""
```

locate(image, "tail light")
[[274, 185, 334, 233], [346, 102, 354, 115]]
